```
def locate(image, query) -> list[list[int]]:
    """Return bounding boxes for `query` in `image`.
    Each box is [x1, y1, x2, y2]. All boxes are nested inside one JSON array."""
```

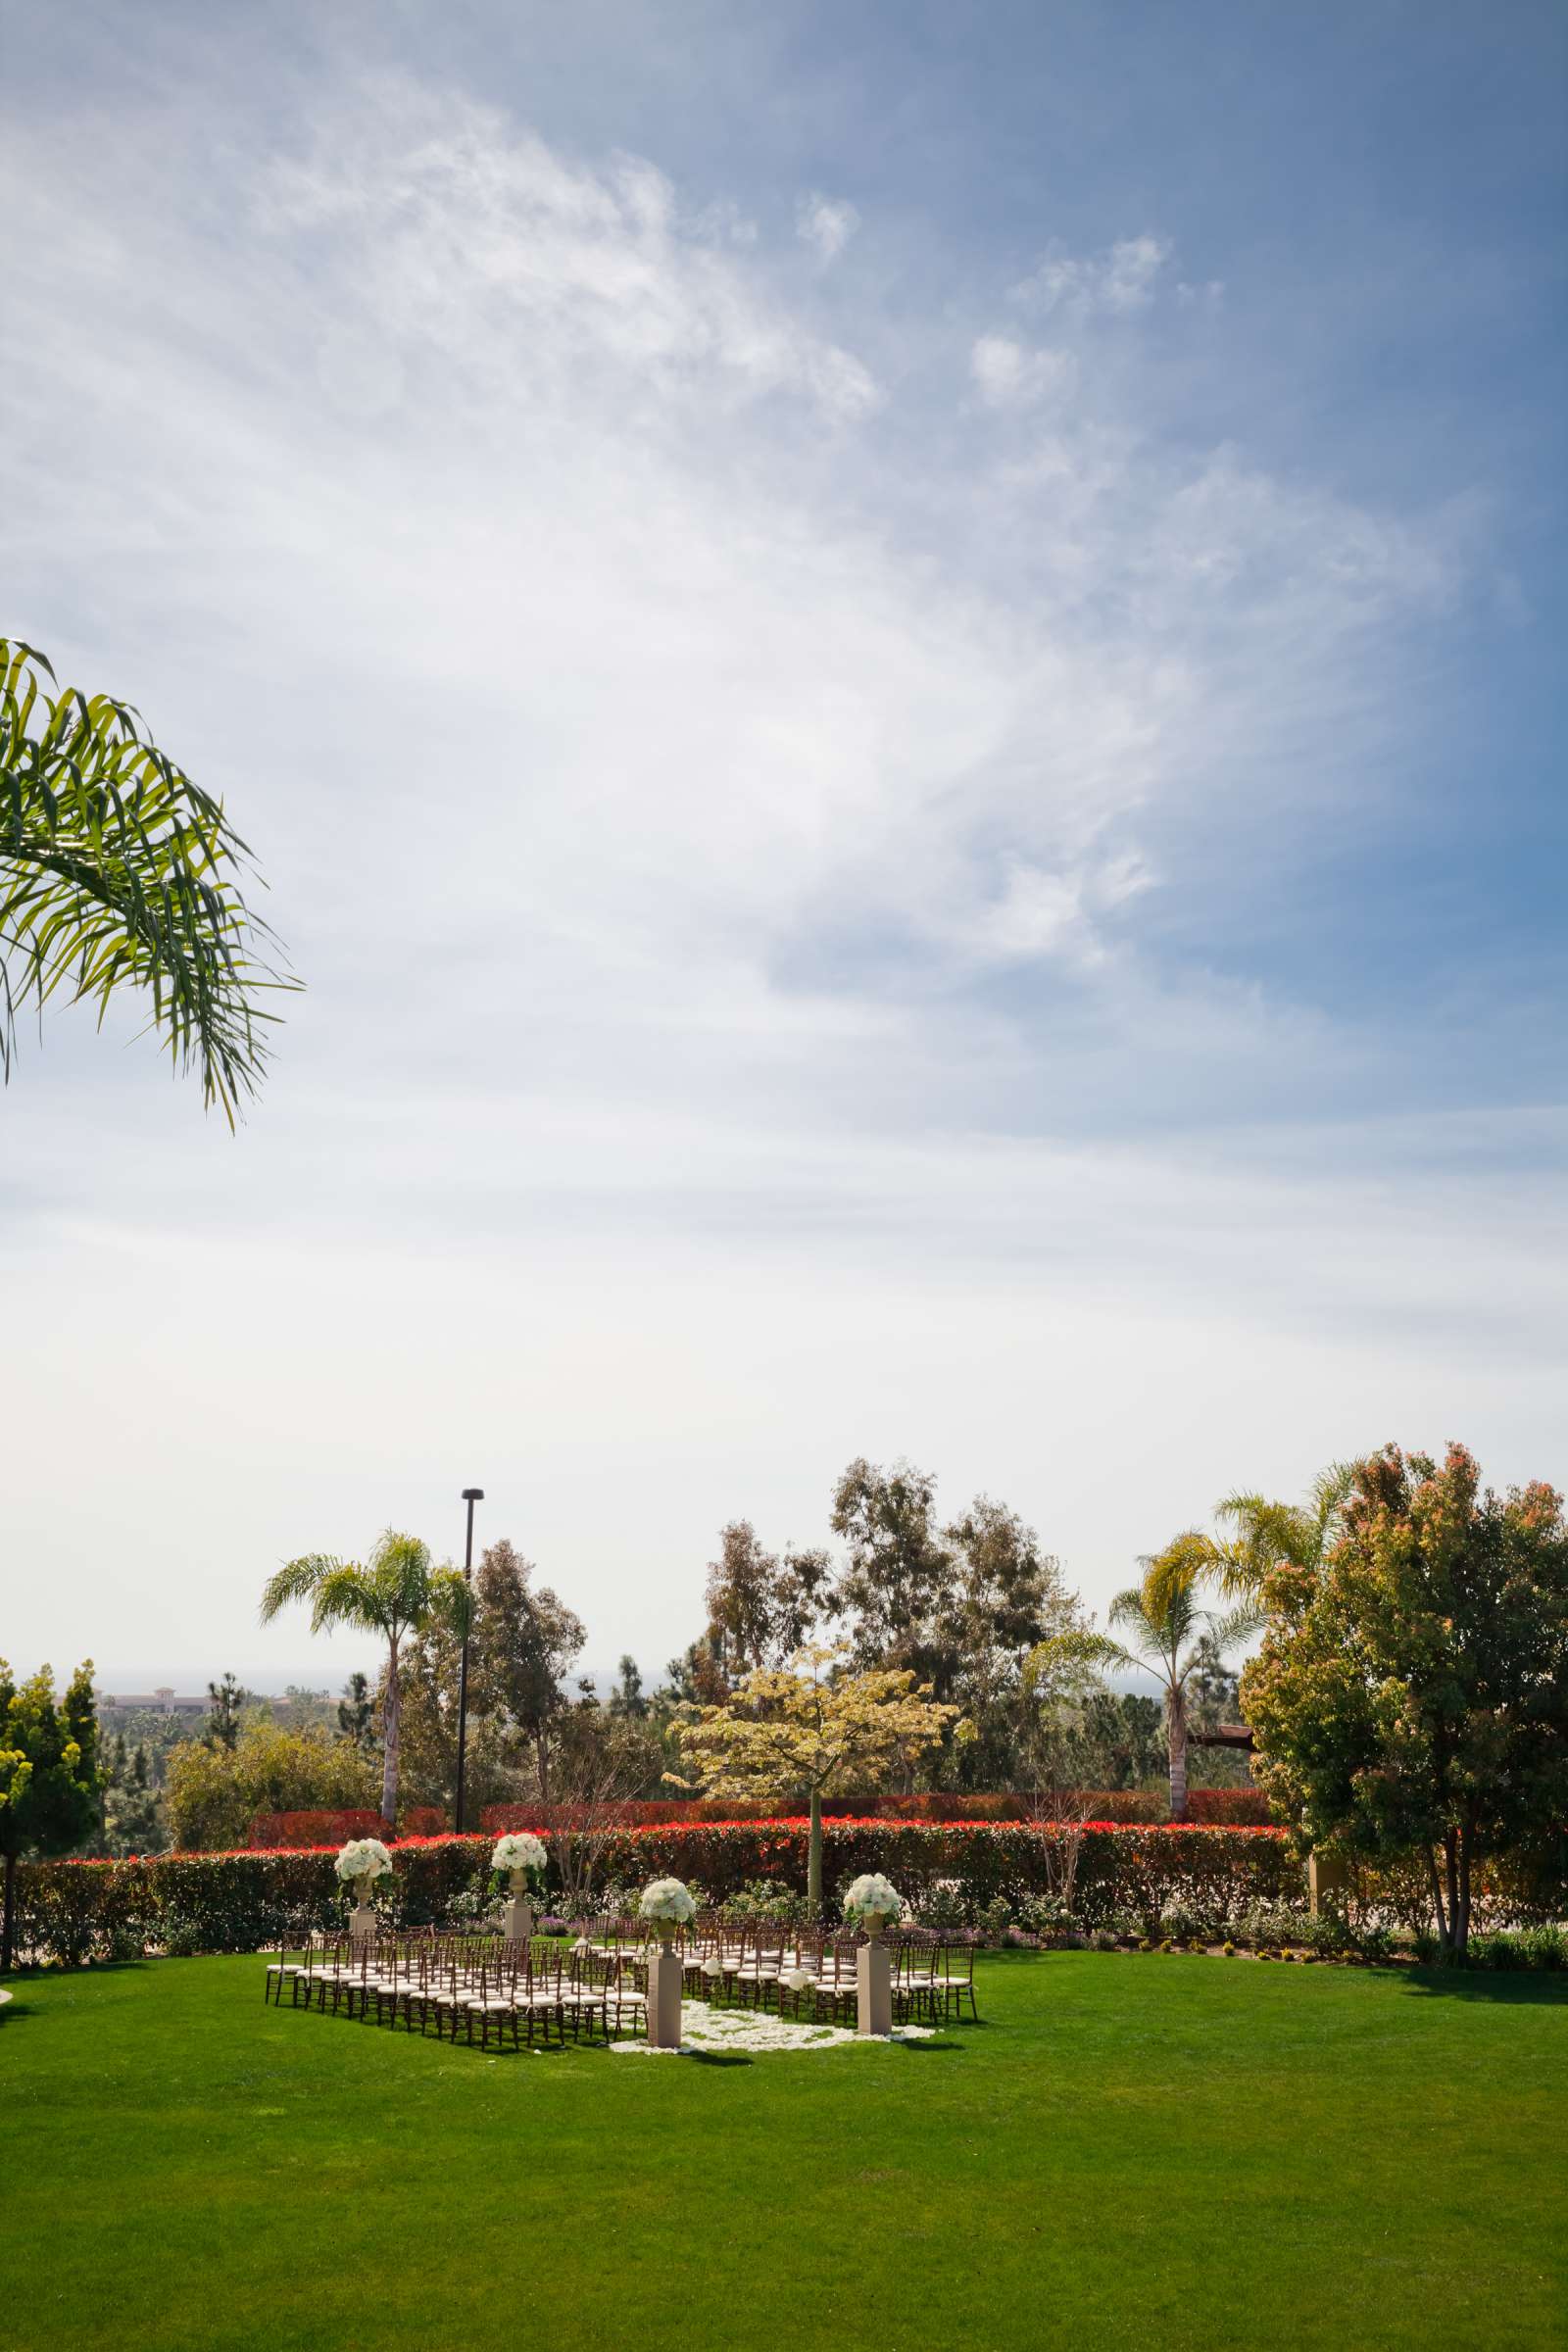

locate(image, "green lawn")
[[4, 1952, 1564, 2351]]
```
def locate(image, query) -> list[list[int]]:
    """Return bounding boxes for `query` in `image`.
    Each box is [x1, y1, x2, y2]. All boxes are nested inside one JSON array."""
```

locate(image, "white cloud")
[[0, 67, 1526, 1681], [1012, 232, 1172, 317], [969, 334, 1076, 410], [795, 189, 859, 265]]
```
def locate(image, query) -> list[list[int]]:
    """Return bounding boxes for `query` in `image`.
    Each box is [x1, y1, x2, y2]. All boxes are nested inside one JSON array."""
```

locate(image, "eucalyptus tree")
[[259, 1533, 472, 1830], [0, 637, 295, 1122], [1105, 1570, 1261, 1821]]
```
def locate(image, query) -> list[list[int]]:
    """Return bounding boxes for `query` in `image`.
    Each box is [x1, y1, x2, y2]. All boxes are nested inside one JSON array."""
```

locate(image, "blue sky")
[[3, 1, 1564, 1689]]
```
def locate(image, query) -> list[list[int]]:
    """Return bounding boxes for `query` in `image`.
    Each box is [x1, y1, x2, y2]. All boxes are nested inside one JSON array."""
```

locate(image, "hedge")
[[248, 1807, 446, 1848], [480, 1788, 1273, 1831], [15, 1820, 1303, 1964]]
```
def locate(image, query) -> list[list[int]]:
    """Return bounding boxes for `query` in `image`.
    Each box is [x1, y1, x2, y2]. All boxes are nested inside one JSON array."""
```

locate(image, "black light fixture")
[[454, 1486, 484, 1833]]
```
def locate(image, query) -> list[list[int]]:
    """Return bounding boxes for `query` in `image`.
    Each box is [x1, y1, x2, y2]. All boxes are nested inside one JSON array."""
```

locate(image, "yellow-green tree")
[[1, 1660, 101, 1972], [165, 1719, 379, 1851], [670, 1642, 958, 1907]]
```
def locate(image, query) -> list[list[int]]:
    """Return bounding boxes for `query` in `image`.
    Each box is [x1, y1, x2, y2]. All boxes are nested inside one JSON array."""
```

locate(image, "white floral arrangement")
[[700, 1953, 725, 1980], [491, 1832, 547, 1879], [640, 1877, 698, 1926], [845, 1872, 903, 1928], [781, 1966, 812, 1992], [335, 1838, 393, 1889]]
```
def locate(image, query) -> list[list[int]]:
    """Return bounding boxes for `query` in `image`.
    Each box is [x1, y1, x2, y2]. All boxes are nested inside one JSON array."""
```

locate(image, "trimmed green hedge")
[[15, 1820, 1304, 1963]]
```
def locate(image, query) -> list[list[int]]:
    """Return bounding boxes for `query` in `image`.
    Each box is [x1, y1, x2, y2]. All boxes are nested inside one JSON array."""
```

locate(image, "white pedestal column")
[[349, 1896, 377, 1947], [502, 1877, 535, 1944], [857, 1931, 892, 2037], [646, 1938, 684, 2048]]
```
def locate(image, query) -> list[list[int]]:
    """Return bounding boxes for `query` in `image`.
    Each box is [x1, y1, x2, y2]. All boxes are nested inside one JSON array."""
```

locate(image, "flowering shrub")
[[249, 1806, 445, 1848]]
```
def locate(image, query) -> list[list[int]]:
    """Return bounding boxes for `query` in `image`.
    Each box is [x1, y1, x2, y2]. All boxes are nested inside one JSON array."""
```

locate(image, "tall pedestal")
[[502, 1894, 535, 1945], [349, 1898, 377, 1947], [1307, 1851, 1349, 1919], [647, 1941, 684, 2049], [857, 1935, 892, 2037]]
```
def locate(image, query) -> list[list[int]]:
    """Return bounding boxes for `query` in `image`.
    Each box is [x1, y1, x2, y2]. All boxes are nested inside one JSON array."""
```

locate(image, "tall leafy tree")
[[1105, 1567, 1260, 1821], [671, 1642, 958, 1908], [336, 1671, 377, 1751], [203, 1672, 251, 1752], [0, 638, 296, 1121], [259, 1532, 471, 1829], [0, 1660, 101, 1972], [166, 1718, 379, 1850], [703, 1520, 834, 1684], [831, 1456, 956, 1683], [1244, 1444, 1568, 1961]]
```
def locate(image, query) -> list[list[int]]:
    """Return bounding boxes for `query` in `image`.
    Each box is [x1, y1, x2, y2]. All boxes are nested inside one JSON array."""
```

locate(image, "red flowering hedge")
[[247, 1806, 446, 1848], [14, 1820, 1300, 1963], [481, 1787, 1272, 1831]]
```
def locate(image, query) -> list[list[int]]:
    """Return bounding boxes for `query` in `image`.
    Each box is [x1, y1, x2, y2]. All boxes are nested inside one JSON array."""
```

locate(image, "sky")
[[3, 0, 1564, 1695]]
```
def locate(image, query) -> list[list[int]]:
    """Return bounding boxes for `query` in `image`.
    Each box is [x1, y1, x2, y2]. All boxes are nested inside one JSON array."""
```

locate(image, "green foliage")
[[165, 1721, 378, 1852], [1244, 1443, 1568, 1961], [0, 637, 296, 1120], [0, 1658, 101, 1970], [259, 1529, 473, 1827]]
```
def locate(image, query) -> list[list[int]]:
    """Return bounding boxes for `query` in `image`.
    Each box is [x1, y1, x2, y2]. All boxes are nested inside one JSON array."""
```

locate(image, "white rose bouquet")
[[639, 1877, 698, 1928], [335, 1838, 393, 1895], [491, 1832, 547, 1885], [844, 1872, 903, 1930]]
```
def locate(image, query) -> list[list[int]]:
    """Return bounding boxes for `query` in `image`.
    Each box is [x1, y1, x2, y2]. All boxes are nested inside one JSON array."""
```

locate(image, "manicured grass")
[[4, 1952, 1564, 2351]]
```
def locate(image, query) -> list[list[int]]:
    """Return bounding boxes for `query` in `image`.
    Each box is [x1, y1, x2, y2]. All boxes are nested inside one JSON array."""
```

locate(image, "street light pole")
[[454, 1486, 484, 1834]]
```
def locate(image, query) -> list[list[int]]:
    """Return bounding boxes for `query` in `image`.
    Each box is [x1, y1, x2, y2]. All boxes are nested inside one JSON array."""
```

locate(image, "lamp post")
[[454, 1486, 484, 1834]]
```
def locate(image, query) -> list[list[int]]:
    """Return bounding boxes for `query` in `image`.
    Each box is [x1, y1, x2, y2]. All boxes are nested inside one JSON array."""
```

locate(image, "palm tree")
[[260, 1533, 471, 1830], [0, 638, 296, 1123], [1105, 1572, 1261, 1822], [1144, 1462, 1356, 1616]]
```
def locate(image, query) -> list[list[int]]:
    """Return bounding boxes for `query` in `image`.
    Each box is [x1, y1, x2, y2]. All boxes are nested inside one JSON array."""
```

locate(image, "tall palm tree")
[[1144, 1462, 1356, 1617], [0, 638, 295, 1123], [260, 1533, 471, 1830], [1105, 1572, 1261, 1821]]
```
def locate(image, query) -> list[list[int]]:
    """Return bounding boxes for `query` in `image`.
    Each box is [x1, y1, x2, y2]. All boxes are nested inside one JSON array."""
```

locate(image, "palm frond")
[[258, 1554, 340, 1625], [0, 637, 299, 1124]]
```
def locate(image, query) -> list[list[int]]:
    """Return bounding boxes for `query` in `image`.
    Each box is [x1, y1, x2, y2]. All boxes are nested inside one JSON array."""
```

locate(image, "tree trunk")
[[1427, 1846, 1448, 1949], [1444, 1829, 1460, 1962], [1456, 1826, 1474, 1965], [380, 1640, 400, 1832], [1166, 1688, 1189, 1823], [1, 1849, 15, 1976], [808, 1787, 823, 1915]]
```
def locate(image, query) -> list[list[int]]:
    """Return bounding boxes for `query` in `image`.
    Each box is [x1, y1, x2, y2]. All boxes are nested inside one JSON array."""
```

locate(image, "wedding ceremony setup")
[[264, 1841, 974, 2056]]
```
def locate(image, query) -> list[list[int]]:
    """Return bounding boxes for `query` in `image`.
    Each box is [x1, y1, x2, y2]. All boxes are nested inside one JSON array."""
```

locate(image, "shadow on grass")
[[895, 2036, 960, 2054], [1397, 1967, 1568, 2005], [688, 2050, 754, 2068]]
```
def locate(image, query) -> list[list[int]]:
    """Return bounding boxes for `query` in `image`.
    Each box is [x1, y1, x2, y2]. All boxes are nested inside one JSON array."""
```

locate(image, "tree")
[[166, 1719, 379, 1850], [1105, 1566, 1260, 1821], [259, 1532, 471, 1830], [103, 1740, 166, 1856], [703, 1521, 835, 1683], [203, 1672, 251, 1751], [607, 1656, 647, 1719], [336, 1671, 377, 1751], [1145, 1463, 1356, 1616], [0, 1659, 101, 1972], [0, 638, 296, 1122], [831, 1457, 956, 1683], [939, 1497, 1063, 1769], [470, 1541, 585, 1801], [671, 1642, 958, 1908], [1243, 1444, 1568, 1961]]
